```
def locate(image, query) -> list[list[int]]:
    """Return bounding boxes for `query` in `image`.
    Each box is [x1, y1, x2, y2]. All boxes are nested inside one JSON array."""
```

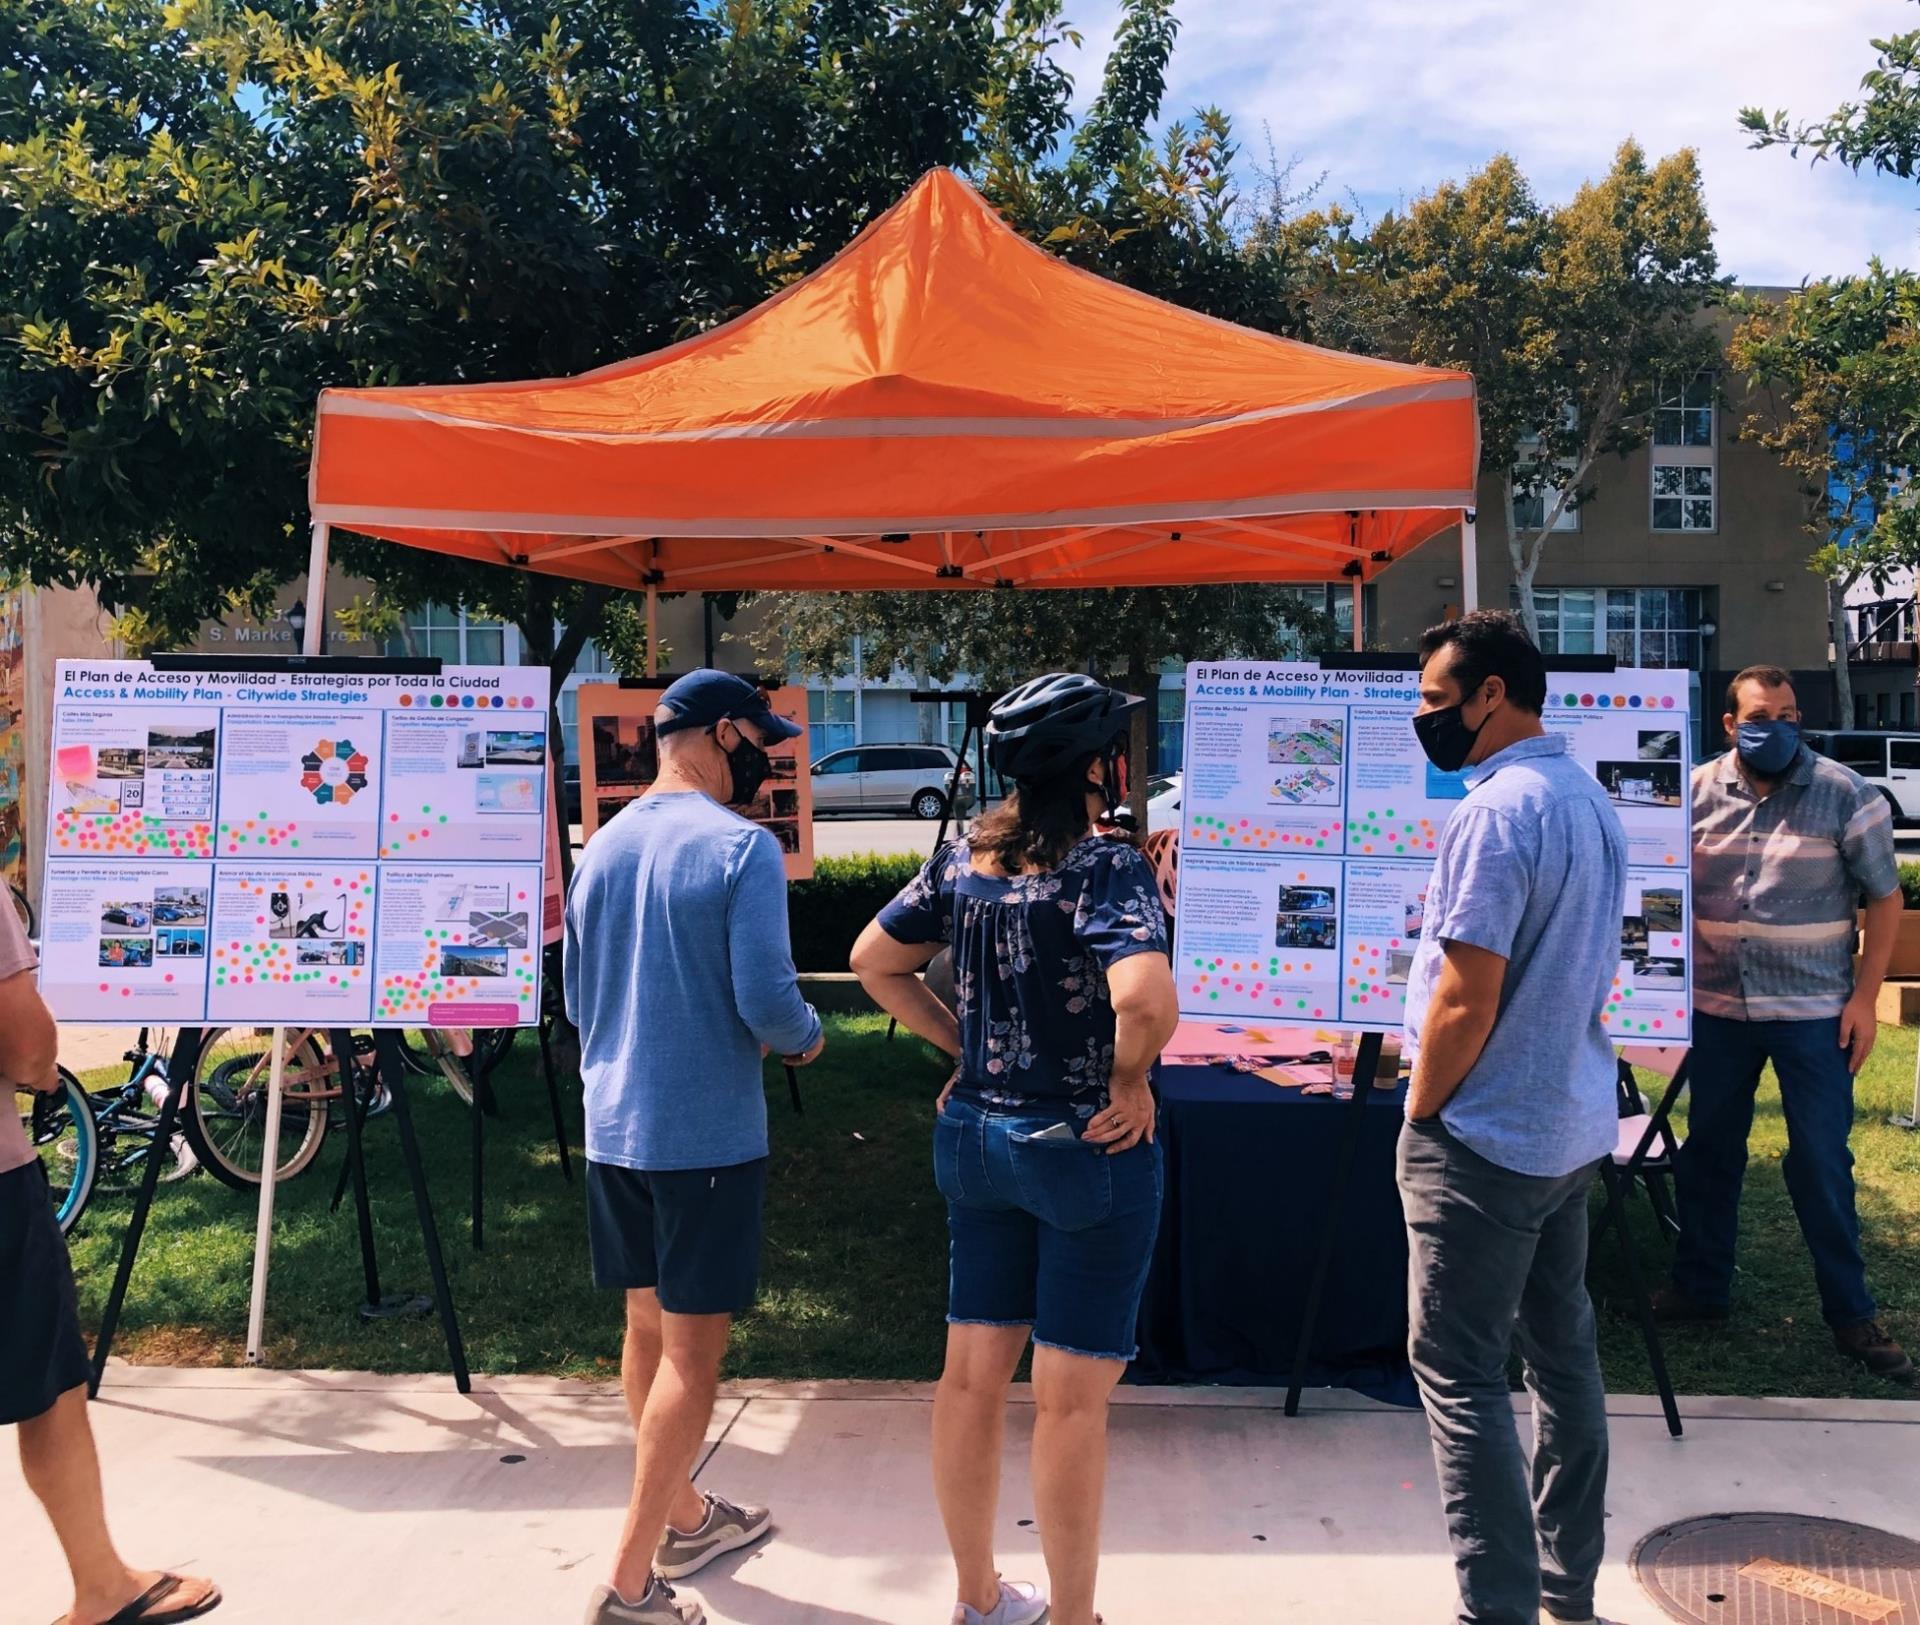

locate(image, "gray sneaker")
[[952, 1578, 1049, 1625], [585, 1578, 705, 1624], [655, 1492, 774, 1580]]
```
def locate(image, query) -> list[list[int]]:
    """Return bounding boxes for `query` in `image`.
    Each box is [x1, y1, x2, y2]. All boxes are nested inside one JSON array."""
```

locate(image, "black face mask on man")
[[716, 724, 772, 807], [1412, 685, 1491, 775]]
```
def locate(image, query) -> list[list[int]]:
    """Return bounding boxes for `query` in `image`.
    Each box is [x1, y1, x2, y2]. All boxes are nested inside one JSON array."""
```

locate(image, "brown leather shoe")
[[1650, 1286, 1729, 1325], [1834, 1321, 1916, 1382]]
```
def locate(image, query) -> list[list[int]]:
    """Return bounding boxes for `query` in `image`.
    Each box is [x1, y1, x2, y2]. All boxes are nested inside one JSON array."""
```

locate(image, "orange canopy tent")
[[303, 167, 1480, 656]]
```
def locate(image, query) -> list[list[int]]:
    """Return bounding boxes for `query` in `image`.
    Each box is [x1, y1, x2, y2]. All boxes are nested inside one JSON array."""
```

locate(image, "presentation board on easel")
[[1171, 660, 1693, 1042], [40, 660, 548, 1027], [575, 681, 814, 878]]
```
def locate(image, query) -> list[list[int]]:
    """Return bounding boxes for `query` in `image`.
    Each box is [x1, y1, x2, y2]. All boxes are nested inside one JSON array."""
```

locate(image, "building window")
[[383, 602, 516, 665], [1527, 587, 1706, 669], [1512, 413, 1581, 534], [809, 689, 855, 757], [1651, 373, 1717, 532]]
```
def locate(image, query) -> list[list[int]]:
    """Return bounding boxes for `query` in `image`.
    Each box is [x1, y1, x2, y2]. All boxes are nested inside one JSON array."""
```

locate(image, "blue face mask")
[[1736, 719, 1800, 777]]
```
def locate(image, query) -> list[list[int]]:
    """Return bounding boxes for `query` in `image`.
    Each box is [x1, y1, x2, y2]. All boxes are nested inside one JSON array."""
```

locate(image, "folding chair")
[[1592, 1055, 1683, 1244]]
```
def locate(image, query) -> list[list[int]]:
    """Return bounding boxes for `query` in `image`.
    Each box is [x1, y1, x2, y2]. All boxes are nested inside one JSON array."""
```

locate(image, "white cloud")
[[1058, 0, 1919, 283]]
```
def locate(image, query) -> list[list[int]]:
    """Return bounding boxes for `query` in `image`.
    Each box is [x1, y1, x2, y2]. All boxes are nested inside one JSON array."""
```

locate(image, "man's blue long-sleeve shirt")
[[563, 790, 821, 1171]]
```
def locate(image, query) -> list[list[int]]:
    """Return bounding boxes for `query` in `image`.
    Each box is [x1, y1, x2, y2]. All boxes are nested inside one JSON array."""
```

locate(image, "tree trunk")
[[1125, 648, 1153, 832], [1829, 574, 1855, 728]]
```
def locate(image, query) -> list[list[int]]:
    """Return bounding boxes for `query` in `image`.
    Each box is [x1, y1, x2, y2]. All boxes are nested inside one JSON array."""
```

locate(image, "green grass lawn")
[[64, 1014, 1918, 1398]]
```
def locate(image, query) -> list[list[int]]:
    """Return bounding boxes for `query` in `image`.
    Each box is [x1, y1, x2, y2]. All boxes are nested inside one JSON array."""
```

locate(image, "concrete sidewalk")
[[6, 1370, 1916, 1624]]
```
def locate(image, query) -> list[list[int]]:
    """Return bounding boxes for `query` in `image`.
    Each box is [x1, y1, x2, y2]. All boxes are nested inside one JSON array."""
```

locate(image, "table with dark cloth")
[[1132, 1062, 1417, 1406]]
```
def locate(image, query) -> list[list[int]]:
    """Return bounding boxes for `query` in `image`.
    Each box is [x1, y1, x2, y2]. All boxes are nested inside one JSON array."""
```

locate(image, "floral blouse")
[[877, 835, 1170, 1116]]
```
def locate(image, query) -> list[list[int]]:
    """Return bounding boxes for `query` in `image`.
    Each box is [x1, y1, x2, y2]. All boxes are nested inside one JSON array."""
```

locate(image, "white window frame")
[[1651, 373, 1717, 534], [385, 601, 520, 666], [1512, 409, 1582, 535], [1527, 586, 1707, 669]]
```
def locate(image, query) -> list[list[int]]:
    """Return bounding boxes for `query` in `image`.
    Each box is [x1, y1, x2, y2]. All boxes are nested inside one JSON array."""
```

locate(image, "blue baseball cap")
[[655, 670, 803, 743]]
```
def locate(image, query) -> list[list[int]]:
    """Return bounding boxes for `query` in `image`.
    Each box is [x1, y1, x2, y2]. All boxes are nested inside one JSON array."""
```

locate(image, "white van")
[[1803, 730, 1920, 822]]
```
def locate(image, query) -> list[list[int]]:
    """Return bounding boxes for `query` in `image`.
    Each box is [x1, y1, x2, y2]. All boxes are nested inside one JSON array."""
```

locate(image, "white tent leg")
[[244, 1012, 289, 1364], [1351, 579, 1364, 652], [1460, 509, 1479, 613], [247, 525, 329, 1366]]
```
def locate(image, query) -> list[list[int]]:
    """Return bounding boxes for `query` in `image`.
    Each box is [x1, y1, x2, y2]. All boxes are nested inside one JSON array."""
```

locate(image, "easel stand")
[[90, 1027, 470, 1393]]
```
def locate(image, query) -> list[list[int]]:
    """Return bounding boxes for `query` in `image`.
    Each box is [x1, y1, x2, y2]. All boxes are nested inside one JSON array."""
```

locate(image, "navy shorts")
[[0, 1160, 91, 1426], [933, 1096, 1164, 1363], [586, 1158, 767, 1316]]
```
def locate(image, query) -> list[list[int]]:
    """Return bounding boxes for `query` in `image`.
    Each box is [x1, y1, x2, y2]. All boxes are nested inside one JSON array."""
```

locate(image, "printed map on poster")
[[576, 682, 814, 879], [40, 661, 550, 1027], [1173, 662, 1693, 1042]]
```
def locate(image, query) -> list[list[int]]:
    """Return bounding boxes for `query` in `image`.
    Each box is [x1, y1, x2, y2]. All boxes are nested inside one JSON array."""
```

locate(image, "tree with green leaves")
[[1366, 144, 1725, 642], [1740, 17, 1920, 176], [0, 0, 1078, 688], [1730, 269, 1920, 722]]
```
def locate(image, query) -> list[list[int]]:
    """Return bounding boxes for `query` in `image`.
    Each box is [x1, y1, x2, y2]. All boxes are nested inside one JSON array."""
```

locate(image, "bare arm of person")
[[1842, 885, 1902, 1072], [0, 967, 60, 1092], [1406, 939, 1507, 1121], [850, 921, 960, 1061], [1083, 951, 1178, 1154]]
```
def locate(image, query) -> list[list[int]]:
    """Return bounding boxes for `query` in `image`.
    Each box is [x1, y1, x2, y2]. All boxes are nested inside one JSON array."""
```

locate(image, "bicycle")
[[396, 1025, 513, 1101], [10, 880, 32, 938], [17, 1032, 198, 1235], [184, 1026, 392, 1191]]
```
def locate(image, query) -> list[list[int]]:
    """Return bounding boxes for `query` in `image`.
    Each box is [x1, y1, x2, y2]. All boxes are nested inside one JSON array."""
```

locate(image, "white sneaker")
[[952, 1578, 1049, 1625]]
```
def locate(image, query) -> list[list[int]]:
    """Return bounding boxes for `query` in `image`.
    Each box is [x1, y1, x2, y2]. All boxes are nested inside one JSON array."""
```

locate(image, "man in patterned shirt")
[[1661, 665, 1912, 1380]]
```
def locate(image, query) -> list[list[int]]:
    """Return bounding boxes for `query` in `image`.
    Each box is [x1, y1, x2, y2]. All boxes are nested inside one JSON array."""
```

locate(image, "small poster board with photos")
[[575, 681, 813, 879]]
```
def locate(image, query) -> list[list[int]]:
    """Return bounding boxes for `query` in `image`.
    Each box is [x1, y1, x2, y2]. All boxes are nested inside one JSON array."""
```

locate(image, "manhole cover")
[[1633, 1514, 1920, 1624]]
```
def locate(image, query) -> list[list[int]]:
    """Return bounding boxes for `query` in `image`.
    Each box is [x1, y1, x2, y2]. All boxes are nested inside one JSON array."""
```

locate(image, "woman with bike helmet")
[[852, 673, 1179, 1625]]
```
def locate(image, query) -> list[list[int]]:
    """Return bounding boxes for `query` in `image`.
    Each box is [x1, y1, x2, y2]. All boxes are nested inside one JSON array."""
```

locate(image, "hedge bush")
[[789, 852, 927, 971], [1901, 861, 1920, 912]]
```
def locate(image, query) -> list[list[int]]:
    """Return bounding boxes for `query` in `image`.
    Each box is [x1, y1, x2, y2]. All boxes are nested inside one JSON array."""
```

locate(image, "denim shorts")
[[933, 1095, 1164, 1362]]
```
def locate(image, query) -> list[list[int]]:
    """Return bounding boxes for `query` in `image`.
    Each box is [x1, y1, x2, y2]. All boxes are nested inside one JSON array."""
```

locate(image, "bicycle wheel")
[[395, 1028, 440, 1077], [17, 1070, 97, 1235], [181, 1028, 332, 1192], [9, 882, 34, 939]]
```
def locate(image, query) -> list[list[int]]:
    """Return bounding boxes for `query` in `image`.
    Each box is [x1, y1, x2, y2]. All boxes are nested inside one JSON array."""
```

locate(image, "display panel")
[[1172, 661, 1693, 1041], [41, 661, 549, 1026]]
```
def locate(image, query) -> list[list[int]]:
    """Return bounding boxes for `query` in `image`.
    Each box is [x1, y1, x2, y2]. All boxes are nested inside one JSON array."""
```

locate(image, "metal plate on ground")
[[1633, 1514, 1920, 1624]]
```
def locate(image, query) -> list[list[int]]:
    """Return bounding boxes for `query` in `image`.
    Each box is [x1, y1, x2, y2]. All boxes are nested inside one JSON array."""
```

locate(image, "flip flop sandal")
[[53, 1574, 223, 1625]]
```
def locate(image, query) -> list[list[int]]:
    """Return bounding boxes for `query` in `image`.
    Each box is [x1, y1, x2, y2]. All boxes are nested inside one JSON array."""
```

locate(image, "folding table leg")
[[537, 1017, 573, 1183], [1597, 1161, 1681, 1439]]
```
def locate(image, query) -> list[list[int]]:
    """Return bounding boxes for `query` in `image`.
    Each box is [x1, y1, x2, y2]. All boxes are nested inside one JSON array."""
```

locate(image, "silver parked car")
[[811, 743, 975, 819]]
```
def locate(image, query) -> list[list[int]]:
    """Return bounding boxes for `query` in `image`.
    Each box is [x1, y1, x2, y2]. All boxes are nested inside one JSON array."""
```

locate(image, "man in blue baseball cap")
[[565, 669, 822, 1625]]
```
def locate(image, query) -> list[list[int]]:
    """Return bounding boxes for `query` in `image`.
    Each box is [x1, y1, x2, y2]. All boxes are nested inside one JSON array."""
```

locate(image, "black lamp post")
[[286, 599, 307, 650]]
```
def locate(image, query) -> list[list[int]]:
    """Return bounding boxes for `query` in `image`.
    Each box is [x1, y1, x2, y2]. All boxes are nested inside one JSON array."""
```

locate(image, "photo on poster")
[[153, 886, 207, 925], [476, 772, 541, 813], [1271, 765, 1341, 806], [1638, 729, 1682, 761], [1634, 955, 1685, 985], [156, 928, 205, 957], [97, 748, 145, 779], [485, 730, 545, 767], [468, 910, 528, 948], [592, 715, 659, 787], [457, 731, 486, 769], [1595, 759, 1684, 808], [297, 940, 364, 967], [266, 886, 348, 940], [99, 899, 151, 931], [98, 936, 153, 969], [1621, 914, 1649, 954], [442, 944, 509, 978], [1268, 716, 1344, 766], [1643, 885, 1683, 934], [146, 727, 215, 771]]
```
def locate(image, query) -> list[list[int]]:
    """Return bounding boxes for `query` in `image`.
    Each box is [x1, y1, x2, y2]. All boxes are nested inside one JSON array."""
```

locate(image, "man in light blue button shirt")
[[1398, 611, 1628, 1625]]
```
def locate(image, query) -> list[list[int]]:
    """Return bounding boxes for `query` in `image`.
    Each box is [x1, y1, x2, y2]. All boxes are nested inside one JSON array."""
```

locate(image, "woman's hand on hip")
[[1084, 1071, 1155, 1153]]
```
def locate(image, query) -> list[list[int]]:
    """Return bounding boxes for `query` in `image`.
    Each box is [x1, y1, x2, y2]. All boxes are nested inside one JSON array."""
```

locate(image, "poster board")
[[41, 660, 549, 1027], [575, 682, 814, 879], [1171, 661, 1692, 1042]]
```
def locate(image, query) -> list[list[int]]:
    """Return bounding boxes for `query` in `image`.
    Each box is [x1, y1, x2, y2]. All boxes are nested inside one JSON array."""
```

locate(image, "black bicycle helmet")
[[986, 673, 1146, 785]]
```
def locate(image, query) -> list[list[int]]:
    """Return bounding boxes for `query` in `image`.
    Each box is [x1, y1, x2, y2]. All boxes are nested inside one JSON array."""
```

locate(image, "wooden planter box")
[[1860, 907, 1920, 982]]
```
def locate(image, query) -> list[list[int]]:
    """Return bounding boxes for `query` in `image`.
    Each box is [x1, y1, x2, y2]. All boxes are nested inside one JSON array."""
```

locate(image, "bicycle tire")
[[181, 1028, 331, 1192], [18, 1070, 97, 1235], [9, 882, 34, 940]]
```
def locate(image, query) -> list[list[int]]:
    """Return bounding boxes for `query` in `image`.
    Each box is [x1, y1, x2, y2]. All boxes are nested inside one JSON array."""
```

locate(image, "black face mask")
[[1412, 694, 1486, 774], [718, 726, 772, 806]]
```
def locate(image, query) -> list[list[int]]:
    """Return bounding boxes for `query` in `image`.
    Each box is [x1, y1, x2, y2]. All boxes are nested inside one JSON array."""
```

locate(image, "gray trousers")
[[1398, 1119, 1610, 1625]]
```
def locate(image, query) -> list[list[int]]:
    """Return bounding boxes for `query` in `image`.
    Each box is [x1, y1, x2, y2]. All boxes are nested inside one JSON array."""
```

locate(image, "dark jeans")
[[1673, 1011, 1875, 1328], [1398, 1120, 1609, 1625]]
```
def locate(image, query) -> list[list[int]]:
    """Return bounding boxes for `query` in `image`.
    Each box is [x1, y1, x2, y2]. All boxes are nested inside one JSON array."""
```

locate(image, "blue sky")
[[1058, 0, 1920, 287]]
